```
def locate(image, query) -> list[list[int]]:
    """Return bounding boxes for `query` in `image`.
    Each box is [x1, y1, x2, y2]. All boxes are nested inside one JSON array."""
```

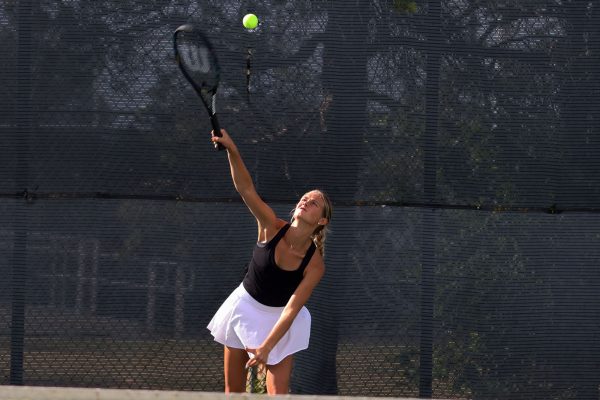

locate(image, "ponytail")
[[312, 225, 328, 256], [312, 190, 332, 256]]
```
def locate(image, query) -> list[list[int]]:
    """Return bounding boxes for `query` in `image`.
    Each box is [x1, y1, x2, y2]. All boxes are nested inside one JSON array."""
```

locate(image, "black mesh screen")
[[1, 0, 599, 398]]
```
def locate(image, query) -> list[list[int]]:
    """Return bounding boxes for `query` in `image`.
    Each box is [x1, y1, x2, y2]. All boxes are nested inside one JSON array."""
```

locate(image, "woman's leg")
[[224, 346, 249, 393], [265, 355, 294, 394]]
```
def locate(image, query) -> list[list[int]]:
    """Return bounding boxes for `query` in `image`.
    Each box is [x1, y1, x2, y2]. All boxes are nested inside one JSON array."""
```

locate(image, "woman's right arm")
[[211, 129, 280, 235]]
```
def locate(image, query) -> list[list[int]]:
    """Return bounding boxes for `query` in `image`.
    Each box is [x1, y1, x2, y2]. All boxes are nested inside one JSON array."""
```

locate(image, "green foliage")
[[393, 0, 418, 14], [247, 366, 267, 394]]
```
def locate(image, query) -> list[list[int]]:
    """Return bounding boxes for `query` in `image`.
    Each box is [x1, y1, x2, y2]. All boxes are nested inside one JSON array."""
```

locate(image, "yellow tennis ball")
[[243, 13, 258, 29]]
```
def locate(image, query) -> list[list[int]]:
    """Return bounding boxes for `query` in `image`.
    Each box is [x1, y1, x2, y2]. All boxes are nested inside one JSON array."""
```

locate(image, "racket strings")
[[176, 34, 219, 90]]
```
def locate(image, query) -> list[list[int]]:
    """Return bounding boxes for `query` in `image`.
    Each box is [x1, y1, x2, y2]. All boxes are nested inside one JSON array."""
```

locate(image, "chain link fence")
[[1, 1, 599, 398]]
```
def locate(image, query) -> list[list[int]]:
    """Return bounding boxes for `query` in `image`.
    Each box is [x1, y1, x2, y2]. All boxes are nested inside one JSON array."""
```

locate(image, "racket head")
[[174, 24, 225, 149], [173, 24, 220, 105]]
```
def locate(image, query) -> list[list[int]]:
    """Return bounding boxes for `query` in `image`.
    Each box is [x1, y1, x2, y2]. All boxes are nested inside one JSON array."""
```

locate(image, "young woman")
[[206, 129, 332, 394]]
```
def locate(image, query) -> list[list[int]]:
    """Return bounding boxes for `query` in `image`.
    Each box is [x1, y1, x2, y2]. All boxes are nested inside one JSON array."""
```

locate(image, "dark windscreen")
[[1, 1, 599, 398]]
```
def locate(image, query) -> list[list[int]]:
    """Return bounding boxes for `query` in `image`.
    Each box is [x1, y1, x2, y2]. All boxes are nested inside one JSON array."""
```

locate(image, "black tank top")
[[242, 224, 316, 307]]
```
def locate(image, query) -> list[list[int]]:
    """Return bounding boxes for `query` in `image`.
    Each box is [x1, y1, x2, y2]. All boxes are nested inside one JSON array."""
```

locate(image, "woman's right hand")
[[211, 128, 236, 152]]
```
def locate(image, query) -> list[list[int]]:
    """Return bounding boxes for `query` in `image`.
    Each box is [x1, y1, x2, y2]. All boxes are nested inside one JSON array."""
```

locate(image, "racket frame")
[[174, 24, 224, 151]]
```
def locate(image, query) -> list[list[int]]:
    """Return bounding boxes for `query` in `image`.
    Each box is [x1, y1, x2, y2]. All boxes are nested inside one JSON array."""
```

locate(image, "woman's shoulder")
[[274, 218, 289, 230], [260, 217, 287, 231], [303, 250, 325, 281], [257, 218, 289, 243], [307, 247, 324, 269], [266, 218, 288, 235]]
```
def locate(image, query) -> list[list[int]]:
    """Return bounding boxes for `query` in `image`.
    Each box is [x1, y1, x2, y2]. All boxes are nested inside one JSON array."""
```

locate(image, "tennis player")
[[207, 129, 332, 394]]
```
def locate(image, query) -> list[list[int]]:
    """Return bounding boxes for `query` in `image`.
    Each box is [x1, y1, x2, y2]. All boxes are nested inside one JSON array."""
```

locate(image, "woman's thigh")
[[224, 346, 249, 393], [265, 355, 294, 394]]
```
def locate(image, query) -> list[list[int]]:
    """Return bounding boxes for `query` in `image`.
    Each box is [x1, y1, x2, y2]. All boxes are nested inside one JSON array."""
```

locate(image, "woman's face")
[[293, 191, 325, 224]]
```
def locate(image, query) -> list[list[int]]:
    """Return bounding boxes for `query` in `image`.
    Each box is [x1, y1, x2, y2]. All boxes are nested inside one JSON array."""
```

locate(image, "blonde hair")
[[290, 190, 333, 256]]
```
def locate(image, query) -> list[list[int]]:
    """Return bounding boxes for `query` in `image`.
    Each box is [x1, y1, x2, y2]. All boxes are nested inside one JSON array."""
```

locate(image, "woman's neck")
[[286, 221, 314, 250]]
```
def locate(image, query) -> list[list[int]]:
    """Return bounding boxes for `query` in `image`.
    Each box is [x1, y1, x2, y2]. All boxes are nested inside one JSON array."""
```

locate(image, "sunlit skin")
[[211, 129, 329, 394]]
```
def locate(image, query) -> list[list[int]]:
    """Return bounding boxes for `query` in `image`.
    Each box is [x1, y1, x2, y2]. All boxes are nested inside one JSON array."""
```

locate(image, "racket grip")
[[210, 114, 226, 151]]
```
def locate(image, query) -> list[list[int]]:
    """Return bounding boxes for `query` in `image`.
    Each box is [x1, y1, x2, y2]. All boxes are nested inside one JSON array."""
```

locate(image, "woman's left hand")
[[245, 345, 271, 368]]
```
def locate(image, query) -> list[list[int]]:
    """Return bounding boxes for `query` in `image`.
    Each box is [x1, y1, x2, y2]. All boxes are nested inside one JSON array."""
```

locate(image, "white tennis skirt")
[[207, 283, 311, 365]]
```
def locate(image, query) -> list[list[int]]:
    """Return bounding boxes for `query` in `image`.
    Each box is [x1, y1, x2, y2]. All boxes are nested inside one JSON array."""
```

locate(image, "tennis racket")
[[173, 24, 224, 151]]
